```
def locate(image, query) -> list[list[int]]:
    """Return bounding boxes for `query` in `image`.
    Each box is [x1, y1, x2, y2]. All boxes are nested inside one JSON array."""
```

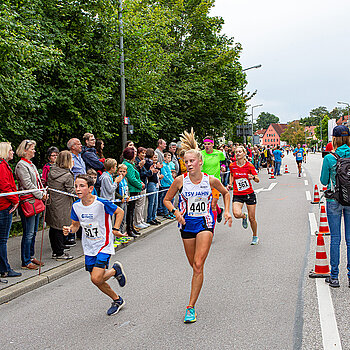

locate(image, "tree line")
[[0, 0, 248, 164]]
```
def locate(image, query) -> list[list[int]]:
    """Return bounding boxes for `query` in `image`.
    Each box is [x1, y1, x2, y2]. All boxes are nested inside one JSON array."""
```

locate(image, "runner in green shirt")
[[201, 136, 226, 222]]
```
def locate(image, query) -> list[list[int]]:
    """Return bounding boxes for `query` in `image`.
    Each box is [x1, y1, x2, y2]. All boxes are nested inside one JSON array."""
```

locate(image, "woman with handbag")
[[0, 142, 21, 278], [46, 151, 75, 260], [15, 140, 48, 270]]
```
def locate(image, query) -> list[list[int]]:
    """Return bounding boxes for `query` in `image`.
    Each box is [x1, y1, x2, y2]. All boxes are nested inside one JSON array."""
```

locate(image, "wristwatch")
[[171, 208, 176, 214], [112, 228, 120, 232]]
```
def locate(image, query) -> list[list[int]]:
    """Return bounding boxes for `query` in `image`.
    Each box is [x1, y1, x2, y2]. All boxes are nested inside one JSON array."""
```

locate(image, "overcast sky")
[[210, 0, 350, 123]]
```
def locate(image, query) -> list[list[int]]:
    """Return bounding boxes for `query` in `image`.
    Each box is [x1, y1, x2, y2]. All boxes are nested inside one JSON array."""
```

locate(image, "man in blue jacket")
[[81, 133, 104, 192]]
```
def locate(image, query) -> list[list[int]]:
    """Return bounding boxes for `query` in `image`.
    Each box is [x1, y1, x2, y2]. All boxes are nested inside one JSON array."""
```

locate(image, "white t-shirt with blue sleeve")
[[71, 196, 118, 256]]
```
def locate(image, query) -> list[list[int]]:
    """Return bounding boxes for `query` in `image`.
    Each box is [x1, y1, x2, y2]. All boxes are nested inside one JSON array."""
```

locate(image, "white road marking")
[[316, 279, 342, 349], [308, 212, 318, 235], [304, 180, 309, 186], [303, 172, 306, 177], [255, 182, 277, 194], [306, 191, 311, 201]]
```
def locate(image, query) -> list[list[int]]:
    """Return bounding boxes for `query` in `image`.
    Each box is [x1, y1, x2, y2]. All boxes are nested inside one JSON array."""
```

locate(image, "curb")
[[0, 219, 175, 305]]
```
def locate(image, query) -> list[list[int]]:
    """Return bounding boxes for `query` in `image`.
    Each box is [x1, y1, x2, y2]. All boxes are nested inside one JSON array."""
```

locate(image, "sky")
[[210, 0, 350, 123]]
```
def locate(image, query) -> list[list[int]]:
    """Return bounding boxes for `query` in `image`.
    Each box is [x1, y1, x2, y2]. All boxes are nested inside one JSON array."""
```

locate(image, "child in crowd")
[[159, 152, 175, 219], [100, 158, 123, 201], [87, 168, 98, 196], [41, 146, 59, 187], [63, 174, 128, 316], [115, 164, 130, 246]]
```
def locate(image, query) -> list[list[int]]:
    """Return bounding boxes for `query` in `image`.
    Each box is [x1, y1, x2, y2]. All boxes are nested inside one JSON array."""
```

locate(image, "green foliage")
[[280, 121, 305, 145], [255, 112, 279, 130], [0, 0, 247, 165]]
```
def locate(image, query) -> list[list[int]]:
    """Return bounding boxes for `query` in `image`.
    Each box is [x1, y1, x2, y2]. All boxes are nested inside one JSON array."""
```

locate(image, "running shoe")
[[107, 296, 125, 316], [184, 306, 197, 323], [251, 236, 259, 245], [114, 240, 122, 248], [217, 208, 223, 223], [113, 261, 127, 287], [325, 276, 340, 288], [242, 213, 248, 229]]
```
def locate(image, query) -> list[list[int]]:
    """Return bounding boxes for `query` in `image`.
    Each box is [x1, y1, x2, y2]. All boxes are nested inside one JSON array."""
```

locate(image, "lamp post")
[[119, 0, 127, 147], [242, 64, 262, 72], [337, 101, 350, 127], [251, 104, 263, 144]]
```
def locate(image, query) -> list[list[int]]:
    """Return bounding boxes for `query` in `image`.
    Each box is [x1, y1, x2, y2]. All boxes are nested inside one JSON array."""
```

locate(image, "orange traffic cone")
[[309, 233, 330, 278], [269, 172, 275, 179], [311, 184, 322, 204], [318, 204, 330, 235], [284, 165, 289, 174]]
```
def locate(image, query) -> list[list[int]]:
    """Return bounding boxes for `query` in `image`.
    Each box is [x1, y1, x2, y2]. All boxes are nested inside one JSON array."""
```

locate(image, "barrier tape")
[[0, 187, 168, 203], [0, 187, 47, 198]]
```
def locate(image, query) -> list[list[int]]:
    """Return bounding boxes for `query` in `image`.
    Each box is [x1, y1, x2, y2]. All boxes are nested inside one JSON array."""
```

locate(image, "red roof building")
[[304, 126, 317, 140], [262, 123, 288, 147]]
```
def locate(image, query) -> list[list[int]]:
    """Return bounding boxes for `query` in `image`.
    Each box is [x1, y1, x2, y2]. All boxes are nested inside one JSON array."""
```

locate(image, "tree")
[[280, 121, 304, 145], [255, 112, 279, 130], [314, 115, 330, 142]]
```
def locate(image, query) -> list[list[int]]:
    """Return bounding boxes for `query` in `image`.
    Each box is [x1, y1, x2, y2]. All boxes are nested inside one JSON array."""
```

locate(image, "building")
[[262, 123, 288, 147], [254, 129, 266, 145], [304, 125, 317, 140]]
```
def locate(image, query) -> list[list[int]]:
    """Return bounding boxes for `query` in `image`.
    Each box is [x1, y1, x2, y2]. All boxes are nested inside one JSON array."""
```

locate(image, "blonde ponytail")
[[180, 128, 202, 161]]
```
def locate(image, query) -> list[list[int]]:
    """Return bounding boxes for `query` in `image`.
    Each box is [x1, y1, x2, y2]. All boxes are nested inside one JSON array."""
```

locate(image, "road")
[[1, 152, 349, 350]]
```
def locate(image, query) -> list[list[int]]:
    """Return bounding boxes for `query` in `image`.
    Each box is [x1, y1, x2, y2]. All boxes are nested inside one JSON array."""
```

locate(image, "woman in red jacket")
[[0, 142, 21, 278]]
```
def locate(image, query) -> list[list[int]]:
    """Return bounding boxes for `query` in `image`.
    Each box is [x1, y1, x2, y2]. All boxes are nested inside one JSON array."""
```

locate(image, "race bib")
[[188, 197, 208, 217], [235, 178, 250, 192], [297, 152, 302, 158], [81, 222, 102, 240]]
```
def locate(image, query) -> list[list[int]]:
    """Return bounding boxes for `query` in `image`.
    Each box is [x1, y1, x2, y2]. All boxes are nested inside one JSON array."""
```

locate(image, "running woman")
[[201, 136, 226, 223], [293, 143, 305, 177], [164, 129, 232, 324], [63, 174, 127, 316], [228, 146, 260, 245]]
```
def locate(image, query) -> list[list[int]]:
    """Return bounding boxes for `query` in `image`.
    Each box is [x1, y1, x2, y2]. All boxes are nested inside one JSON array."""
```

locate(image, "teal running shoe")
[[184, 306, 197, 323], [242, 213, 248, 229], [251, 236, 259, 245]]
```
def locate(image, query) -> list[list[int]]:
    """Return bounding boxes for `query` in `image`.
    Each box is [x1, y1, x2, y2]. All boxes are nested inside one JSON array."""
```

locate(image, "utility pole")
[[119, 0, 127, 147]]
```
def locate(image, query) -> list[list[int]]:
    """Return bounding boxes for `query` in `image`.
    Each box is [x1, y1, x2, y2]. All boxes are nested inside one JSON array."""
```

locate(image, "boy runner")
[[293, 143, 305, 177], [201, 136, 225, 223], [63, 174, 128, 316]]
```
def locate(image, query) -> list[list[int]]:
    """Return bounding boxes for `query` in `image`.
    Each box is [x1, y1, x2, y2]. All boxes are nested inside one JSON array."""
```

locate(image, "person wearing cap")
[[320, 125, 350, 288]]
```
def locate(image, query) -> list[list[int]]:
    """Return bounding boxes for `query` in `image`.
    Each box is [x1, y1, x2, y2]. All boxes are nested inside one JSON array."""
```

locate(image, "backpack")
[[324, 153, 350, 206]]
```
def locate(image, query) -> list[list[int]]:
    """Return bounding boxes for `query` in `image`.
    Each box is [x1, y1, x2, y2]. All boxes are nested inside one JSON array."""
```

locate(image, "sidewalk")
[[0, 217, 174, 305]]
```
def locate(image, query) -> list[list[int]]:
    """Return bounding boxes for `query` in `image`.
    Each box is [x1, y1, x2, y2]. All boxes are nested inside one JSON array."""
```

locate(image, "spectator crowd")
[[0, 134, 286, 278]]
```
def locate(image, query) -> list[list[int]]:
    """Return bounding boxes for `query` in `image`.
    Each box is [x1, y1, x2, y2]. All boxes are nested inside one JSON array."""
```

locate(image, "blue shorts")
[[85, 252, 111, 272]]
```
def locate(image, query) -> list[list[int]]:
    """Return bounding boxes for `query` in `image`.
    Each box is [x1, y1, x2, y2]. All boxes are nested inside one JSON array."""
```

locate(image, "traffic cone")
[[284, 165, 289, 174], [311, 185, 322, 204], [269, 172, 275, 179], [318, 204, 330, 235], [309, 233, 330, 278]]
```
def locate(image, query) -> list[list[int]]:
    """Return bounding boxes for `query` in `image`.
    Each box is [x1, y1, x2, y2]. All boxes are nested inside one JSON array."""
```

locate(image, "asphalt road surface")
[[1, 152, 349, 350]]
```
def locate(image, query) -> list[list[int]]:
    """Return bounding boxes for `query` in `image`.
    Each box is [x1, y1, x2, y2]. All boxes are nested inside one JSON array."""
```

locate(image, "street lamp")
[[251, 104, 263, 144], [242, 64, 262, 72], [337, 101, 350, 127]]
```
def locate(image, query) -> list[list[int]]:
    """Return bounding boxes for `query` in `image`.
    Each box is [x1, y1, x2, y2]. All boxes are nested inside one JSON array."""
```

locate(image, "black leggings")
[[49, 227, 65, 255], [126, 192, 139, 232]]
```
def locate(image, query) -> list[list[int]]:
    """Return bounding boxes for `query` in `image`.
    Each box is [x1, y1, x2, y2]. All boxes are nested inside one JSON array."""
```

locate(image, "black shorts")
[[232, 192, 257, 205], [180, 228, 214, 240], [296, 159, 303, 164]]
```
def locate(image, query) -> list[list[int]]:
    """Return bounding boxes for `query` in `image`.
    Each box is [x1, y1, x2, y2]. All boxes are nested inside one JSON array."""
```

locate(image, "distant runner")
[[293, 143, 305, 177]]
